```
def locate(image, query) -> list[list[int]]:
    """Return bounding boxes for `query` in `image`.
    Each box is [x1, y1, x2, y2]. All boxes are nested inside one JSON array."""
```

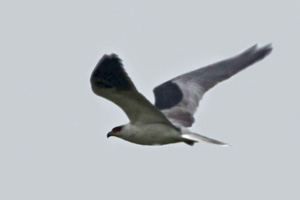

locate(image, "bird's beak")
[[107, 131, 112, 138]]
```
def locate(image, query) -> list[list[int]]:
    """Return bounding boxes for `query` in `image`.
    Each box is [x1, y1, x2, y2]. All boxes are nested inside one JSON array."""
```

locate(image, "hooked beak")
[[107, 131, 113, 138]]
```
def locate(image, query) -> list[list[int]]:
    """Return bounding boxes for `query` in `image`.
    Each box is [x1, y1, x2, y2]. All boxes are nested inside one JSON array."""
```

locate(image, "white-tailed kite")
[[90, 44, 272, 146]]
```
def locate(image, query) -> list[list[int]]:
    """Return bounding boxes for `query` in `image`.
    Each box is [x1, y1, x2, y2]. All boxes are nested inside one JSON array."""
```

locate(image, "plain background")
[[0, 0, 299, 199]]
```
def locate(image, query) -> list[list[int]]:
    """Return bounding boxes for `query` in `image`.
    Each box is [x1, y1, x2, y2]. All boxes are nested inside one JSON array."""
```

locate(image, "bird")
[[90, 44, 272, 146]]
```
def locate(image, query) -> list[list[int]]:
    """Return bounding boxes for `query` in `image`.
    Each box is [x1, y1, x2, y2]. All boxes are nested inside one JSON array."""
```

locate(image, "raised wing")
[[153, 44, 272, 127], [91, 54, 172, 125]]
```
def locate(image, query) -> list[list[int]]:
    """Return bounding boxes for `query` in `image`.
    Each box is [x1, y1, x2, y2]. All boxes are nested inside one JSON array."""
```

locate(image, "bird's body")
[[90, 44, 272, 146], [119, 123, 182, 145]]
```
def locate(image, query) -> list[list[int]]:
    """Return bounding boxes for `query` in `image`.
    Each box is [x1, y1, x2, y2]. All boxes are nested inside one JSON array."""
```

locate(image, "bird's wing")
[[91, 54, 172, 125], [153, 44, 272, 127]]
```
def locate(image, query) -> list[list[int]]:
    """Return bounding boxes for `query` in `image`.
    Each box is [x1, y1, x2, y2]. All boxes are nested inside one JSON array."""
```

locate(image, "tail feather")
[[181, 133, 230, 146]]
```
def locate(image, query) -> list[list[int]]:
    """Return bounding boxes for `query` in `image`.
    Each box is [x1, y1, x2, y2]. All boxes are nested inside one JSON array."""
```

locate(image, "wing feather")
[[91, 54, 172, 125], [153, 44, 273, 127]]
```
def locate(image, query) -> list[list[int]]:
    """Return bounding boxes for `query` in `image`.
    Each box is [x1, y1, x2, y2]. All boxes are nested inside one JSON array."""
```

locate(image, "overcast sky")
[[1, 0, 299, 199]]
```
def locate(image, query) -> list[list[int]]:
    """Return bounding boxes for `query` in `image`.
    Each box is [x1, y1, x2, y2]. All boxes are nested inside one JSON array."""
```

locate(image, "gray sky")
[[1, 0, 299, 199]]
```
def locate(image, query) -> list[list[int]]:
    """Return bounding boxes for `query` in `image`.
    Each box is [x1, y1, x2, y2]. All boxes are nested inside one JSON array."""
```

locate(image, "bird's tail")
[[181, 132, 230, 146]]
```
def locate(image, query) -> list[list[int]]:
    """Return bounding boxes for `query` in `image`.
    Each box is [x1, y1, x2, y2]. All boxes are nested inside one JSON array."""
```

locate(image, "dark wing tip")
[[101, 53, 121, 63], [95, 53, 122, 71], [259, 43, 273, 58], [244, 43, 273, 64], [90, 54, 135, 91]]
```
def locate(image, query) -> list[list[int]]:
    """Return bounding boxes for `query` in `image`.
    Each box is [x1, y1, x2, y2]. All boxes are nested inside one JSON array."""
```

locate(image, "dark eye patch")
[[112, 126, 123, 132]]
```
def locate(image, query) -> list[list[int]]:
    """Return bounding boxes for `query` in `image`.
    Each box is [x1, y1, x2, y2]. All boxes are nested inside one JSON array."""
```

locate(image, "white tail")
[[181, 133, 230, 146]]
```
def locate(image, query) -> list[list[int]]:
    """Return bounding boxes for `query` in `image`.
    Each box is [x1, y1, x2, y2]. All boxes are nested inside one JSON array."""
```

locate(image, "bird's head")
[[107, 125, 124, 138]]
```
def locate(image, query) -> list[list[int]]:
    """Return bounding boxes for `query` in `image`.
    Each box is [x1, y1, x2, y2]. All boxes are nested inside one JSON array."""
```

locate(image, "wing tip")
[[239, 43, 273, 66], [254, 43, 273, 62], [97, 53, 122, 68], [246, 43, 272, 54], [102, 53, 120, 59], [259, 43, 273, 57], [90, 53, 135, 91]]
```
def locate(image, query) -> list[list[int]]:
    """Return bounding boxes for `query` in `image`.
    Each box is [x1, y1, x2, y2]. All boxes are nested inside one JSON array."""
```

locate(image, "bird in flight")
[[90, 44, 272, 146]]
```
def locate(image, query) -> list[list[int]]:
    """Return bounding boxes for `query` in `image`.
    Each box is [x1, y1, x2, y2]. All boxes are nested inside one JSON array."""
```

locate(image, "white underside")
[[119, 123, 183, 145], [115, 123, 229, 146]]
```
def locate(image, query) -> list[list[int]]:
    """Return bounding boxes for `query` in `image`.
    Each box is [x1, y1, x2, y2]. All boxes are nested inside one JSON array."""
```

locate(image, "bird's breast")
[[121, 123, 182, 145]]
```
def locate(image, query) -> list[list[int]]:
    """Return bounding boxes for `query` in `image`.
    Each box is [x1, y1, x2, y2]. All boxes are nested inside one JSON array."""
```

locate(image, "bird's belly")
[[123, 124, 181, 145]]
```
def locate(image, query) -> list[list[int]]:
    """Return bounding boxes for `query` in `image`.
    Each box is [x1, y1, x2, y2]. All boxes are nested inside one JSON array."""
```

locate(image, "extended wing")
[[153, 44, 272, 127], [91, 54, 172, 125]]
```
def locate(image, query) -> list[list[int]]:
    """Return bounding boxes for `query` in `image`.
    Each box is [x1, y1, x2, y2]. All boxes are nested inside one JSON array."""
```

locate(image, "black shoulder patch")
[[90, 54, 134, 90], [112, 125, 123, 132], [153, 81, 183, 110]]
